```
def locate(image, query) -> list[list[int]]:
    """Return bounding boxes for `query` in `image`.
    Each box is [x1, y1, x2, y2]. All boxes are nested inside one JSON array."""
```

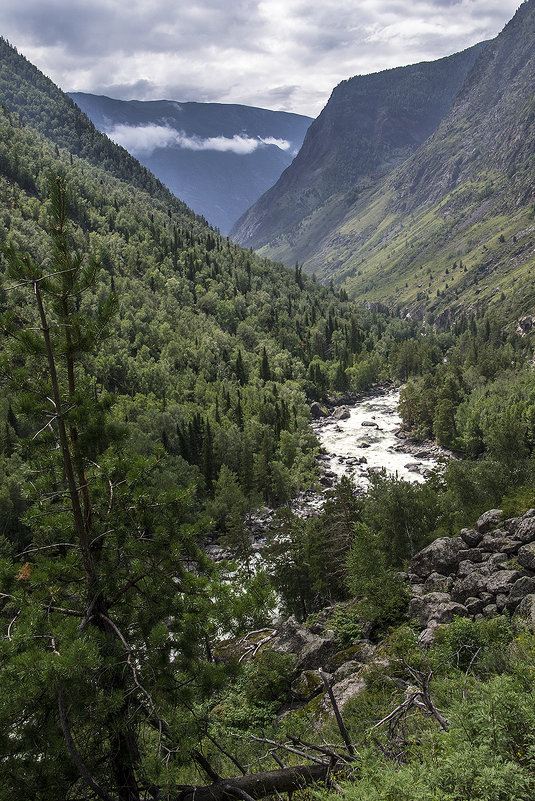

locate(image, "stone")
[[513, 594, 535, 633], [517, 543, 535, 571], [515, 517, 535, 544], [483, 604, 498, 618], [476, 509, 503, 534], [310, 402, 328, 419], [496, 593, 508, 611], [485, 570, 523, 595], [272, 617, 338, 671], [458, 548, 484, 563], [333, 660, 363, 683], [460, 528, 483, 547], [487, 553, 508, 570], [361, 420, 378, 427], [505, 576, 535, 609], [423, 572, 453, 593], [291, 670, 324, 702], [479, 534, 518, 554], [451, 569, 490, 603], [417, 621, 442, 648], [332, 405, 351, 421], [464, 596, 487, 615], [410, 537, 464, 578], [430, 602, 470, 625], [457, 560, 479, 578], [408, 593, 451, 626]]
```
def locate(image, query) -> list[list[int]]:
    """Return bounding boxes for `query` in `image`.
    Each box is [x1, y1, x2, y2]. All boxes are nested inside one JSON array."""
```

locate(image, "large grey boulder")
[[310, 402, 328, 419], [510, 515, 535, 543], [505, 576, 535, 610], [513, 594, 535, 633], [460, 528, 483, 547], [272, 617, 337, 671], [476, 509, 503, 534], [410, 537, 464, 578], [485, 570, 523, 595], [517, 543, 535, 571], [409, 592, 468, 627]]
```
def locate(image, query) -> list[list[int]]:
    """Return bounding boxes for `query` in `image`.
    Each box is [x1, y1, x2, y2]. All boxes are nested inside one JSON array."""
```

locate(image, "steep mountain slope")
[[0, 37, 197, 216], [309, 0, 535, 321], [233, 1, 535, 323], [230, 42, 486, 260], [69, 92, 312, 234]]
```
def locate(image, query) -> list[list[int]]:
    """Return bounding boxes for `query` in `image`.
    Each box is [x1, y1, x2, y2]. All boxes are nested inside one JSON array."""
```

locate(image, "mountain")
[[232, 1, 535, 322], [68, 92, 312, 234], [230, 41, 486, 260]]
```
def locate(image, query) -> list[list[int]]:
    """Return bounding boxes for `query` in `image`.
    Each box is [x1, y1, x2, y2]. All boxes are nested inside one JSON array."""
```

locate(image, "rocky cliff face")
[[230, 42, 486, 259]]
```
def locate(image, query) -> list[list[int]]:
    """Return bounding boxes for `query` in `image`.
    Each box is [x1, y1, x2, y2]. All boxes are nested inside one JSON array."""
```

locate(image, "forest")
[[3, 34, 535, 801]]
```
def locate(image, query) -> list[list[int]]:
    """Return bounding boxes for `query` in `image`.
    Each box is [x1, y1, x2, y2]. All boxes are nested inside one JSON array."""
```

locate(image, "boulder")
[[476, 509, 503, 534], [409, 592, 468, 627], [513, 594, 535, 633], [417, 621, 442, 648], [483, 604, 498, 618], [451, 570, 491, 603], [410, 537, 464, 578], [514, 517, 535, 544], [460, 528, 483, 547], [332, 405, 351, 421], [517, 543, 535, 571], [361, 420, 379, 427], [458, 548, 484, 563], [423, 572, 453, 593], [291, 670, 324, 702], [505, 576, 535, 610], [486, 553, 508, 570], [464, 596, 488, 615], [272, 617, 338, 671], [485, 569, 523, 596], [310, 402, 328, 419]]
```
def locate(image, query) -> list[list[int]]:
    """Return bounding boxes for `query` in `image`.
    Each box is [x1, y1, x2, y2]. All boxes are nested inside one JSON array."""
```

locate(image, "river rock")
[[410, 537, 464, 578], [332, 405, 351, 420], [361, 420, 378, 427], [310, 402, 328, 419]]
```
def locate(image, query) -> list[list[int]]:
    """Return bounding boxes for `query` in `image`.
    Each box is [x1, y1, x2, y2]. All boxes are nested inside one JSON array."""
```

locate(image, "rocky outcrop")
[[408, 508, 535, 643]]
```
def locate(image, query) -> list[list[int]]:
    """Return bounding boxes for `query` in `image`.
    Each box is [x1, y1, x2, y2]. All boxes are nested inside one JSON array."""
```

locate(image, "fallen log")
[[175, 762, 332, 801]]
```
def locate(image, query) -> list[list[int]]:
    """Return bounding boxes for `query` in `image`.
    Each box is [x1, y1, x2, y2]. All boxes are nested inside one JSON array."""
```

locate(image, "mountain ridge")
[[68, 92, 312, 234], [230, 41, 487, 257]]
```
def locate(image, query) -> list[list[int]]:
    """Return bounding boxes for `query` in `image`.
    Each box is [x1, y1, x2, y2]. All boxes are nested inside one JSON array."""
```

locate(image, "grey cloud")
[[0, 0, 521, 115]]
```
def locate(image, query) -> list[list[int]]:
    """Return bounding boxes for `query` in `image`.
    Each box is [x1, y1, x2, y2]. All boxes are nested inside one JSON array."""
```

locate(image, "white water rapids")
[[312, 389, 440, 490]]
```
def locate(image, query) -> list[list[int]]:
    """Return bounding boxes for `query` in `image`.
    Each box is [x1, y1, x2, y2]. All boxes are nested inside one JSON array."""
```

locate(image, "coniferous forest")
[[4, 10, 535, 799]]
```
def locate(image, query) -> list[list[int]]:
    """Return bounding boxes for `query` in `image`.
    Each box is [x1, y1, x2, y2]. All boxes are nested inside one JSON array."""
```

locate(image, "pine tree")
[[0, 177, 223, 800]]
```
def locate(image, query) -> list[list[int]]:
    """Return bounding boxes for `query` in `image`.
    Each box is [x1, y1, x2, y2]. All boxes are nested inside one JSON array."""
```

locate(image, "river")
[[312, 389, 441, 491]]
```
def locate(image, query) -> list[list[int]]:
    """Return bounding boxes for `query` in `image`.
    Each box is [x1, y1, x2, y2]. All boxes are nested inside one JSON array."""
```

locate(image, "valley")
[[2, 3, 535, 800]]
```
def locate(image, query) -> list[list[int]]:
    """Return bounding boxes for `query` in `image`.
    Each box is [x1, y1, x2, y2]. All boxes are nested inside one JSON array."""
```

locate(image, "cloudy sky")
[[1, 0, 522, 116]]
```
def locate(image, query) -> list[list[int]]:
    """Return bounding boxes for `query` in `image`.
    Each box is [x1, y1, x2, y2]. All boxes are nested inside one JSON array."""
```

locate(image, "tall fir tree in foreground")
[[0, 177, 225, 801]]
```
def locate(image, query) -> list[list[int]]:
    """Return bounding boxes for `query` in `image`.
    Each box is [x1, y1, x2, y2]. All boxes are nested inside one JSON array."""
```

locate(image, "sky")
[[0, 0, 522, 117]]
